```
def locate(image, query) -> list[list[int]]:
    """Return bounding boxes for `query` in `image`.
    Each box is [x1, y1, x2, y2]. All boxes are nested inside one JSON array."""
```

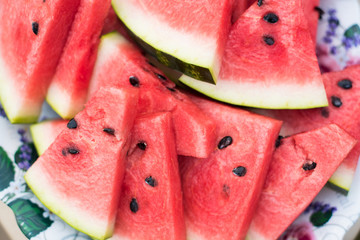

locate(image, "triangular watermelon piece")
[[179, 95, 282, 240], [112, 0, 233, 84], [30, 119, 67, 155], [0, 0, 81, 123], [112, 112, 186, 240], [88, 32, 217, 158], [256, 65, 360, 192], [46, 0, 112, 119], [180, 0, 327, 109], [247, 124, 356, 240], [24, 87, 139, 239]]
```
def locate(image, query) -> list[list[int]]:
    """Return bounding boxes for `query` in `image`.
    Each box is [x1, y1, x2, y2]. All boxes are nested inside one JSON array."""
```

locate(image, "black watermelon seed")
[[137, 141, 147, 150], [166, 87, 176, 92], [103, 128, 115, 136], [32, 22, 39, 35], [129, 76, 140, 87], [67, 118, 77, 129], [337, 79, 352, 89], [314, 6, 325, 20], [61, 149, 67, 156], [68, 148, 79, 154], [147, 60, 156, 67], [156, 73, 167, 81], [130, 198, 139, 213], [257, 0, 263, 7], [275, 135, 284, 148], [233, 166, 247, 177], [321, 108, 330, 118], [145, 176, 157, 187], [263, 13, 279, 23], [263, 35, 275, 45], [331, 96, 342, 108], [218, 136, 233, 149], [303, 161, 317, 171]]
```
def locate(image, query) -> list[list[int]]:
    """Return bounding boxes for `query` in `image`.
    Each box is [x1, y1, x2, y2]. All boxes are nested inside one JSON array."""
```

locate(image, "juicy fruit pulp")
[[46, 0, 112, 119], [247, 124, 356, 240], [180, 95, 282, 240], [0, 0, 81, 123], [112, 112, 186, 240], [256, 65, 360, 192], [88, 32, 217, 158], [25, 88, 139, 239], [180, 0, 328, 109], [111, 0, 233, 84]]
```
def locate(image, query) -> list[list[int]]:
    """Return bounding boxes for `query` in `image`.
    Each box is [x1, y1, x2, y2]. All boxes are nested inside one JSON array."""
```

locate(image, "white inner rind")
[[180, 75, 329, 109], [111, 0, 219, 71], [329, 164, 354, 192], [0, 50, 40, 123], [245, 225, 267, 240], [25, 164, 114, 240]]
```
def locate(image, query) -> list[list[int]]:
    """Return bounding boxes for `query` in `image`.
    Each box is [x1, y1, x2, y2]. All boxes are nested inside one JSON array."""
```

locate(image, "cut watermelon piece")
[[180, 0, 328, 109], [88, 32, 217, 158], [231, 0, 254, 23], [24, 87, 139, 239], [0, 0, 81, 123], [30, 119, 67, 155], [247, 124, 356, 240], [46, 0, 112, 119], [111, 0, 233, 84], [256, 65, 360, 192], [112, 112, 185, 240], [179, 95, 282, 240]]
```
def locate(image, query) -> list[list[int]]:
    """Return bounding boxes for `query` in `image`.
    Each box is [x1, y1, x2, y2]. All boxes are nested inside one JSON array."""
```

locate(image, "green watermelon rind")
[[24, 166, 114, 240], [179, 74, 329, 109], [111, 0, 220, 84], [328, 164, 355, 193]]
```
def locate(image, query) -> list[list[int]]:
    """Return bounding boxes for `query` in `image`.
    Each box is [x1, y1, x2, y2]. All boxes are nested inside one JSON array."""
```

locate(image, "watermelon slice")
[[179, 95, 282, 240], [231, 0, 254, 23], [111, 0, 233, 84], [88, 32, 217, 158], [246, 124, 356, 240], [179, 0, 328, 109], [46, 0, 112, 119], [256, 65, 360, 192], [112, 112, 185, 240], [0, 0, 81, 123], [30, 119, 67, 155], [24, 87, 139, 239]]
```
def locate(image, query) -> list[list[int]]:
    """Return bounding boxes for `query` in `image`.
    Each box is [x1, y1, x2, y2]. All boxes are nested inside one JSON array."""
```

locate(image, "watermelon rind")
[[328, 164, 356, 193], [0, 55, 39, 123], [111, 0, 221, 84], [24, 165, 114, 239]]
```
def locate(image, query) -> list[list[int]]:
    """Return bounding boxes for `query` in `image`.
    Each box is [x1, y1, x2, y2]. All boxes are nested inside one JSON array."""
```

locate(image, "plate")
[[1, 0, 360, 239]]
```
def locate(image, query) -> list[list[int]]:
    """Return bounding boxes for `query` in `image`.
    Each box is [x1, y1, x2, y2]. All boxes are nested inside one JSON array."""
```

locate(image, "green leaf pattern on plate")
[[8, 198, 53, 238], [0, 146, 15, 191]]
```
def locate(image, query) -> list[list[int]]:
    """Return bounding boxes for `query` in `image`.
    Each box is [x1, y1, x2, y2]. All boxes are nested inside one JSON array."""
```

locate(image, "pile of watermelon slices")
[[1, 0, 360, 239]]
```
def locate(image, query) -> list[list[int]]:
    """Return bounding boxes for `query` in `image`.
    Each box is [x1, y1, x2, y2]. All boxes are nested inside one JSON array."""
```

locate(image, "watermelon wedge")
[[46, 0, 112, 119], [112, 112, 185, 240], [111, 0, 233, 84], [0, 0, 81, 123], [30, 120, 67, 155], [25, 87, 139, 239], [246, 124, 356, 240], [256, 65, 360, 192], [179, 95, 282, 240], [179, 0, 328, 109], [88, 32, 217, 158]]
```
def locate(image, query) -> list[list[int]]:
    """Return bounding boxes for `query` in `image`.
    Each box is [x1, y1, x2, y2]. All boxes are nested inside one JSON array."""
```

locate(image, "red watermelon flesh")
[[24, 87, 139, 239], [231, 0, 254, 24], [247, 124, 356, 240], [0, 0, 81, 123], [256, 65, 360, 192], [112, 112, 186, 240], [88, 32, 217, 158], [179, 95, 282, 240], [46, 0, 112, 119], [180, 0, 327, 109]]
